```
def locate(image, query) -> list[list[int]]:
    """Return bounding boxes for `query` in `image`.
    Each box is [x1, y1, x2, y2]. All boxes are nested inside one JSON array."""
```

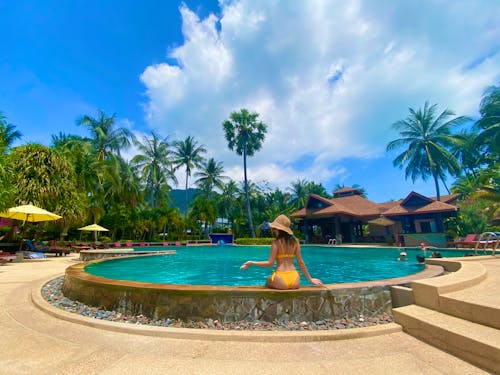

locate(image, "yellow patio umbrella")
[[78, 223, 109, 242], [0, 204, 62, 223], [0, 204, 62, 251]]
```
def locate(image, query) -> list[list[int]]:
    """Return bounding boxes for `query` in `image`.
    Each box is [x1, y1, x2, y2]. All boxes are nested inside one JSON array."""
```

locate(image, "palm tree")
[[0, 112, 22, 153], [77, 110, 135, 161], [475, 84, 500, 159], [217, 179, 241, 231], [194, 158, 227, 198], [386, 101, 469, 201], [450, 131, 485, 178], [222, 108, 267, 237], [131, 131, 176, 208], [0, 112, 21, 209], [288, 179, 309, 209], [172, 136, 206, 217]]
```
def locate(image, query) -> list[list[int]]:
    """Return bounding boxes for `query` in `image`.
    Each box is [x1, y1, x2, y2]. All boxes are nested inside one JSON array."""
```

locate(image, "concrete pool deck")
[[0, 254, 497, 374]]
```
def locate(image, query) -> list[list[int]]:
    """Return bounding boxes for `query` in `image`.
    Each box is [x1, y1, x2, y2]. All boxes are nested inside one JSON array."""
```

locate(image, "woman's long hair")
[[274, 229, 298, 256]]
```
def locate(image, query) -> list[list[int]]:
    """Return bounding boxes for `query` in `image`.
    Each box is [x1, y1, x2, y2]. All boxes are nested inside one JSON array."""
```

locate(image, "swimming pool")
[[83, 245, 459, 286], [63, 245, 447, 322]]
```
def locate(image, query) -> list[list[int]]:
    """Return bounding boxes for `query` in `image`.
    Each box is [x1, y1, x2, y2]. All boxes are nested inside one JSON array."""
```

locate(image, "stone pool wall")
[[79, 249, 176, 261], [62, 258, 443, 322]]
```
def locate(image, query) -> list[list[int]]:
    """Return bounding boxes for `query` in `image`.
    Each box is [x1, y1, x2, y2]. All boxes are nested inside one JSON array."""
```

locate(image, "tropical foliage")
[[387, 101, 469, 201], [172, 136, 206, 218], [0, 82, 498, 242], [222, 108, 267, 237]]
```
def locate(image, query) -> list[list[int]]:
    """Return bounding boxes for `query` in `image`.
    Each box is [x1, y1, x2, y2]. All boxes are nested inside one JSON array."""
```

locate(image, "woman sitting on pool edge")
[[240, 214, 323, 289]]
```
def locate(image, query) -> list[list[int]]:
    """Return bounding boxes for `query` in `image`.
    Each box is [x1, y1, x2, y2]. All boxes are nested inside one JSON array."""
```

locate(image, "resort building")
[[291, 187, 459, 247]]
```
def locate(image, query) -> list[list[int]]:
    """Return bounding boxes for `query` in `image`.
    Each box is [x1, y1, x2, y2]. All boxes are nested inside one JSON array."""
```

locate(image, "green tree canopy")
[[387, 101, 469, 201], [172, 135, 206, 217], [222, 108, 267, 237]]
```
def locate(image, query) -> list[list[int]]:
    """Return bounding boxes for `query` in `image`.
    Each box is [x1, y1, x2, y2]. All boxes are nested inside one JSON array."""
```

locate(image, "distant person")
[[416, 254, 425, 264], [430, 251, 442, 258], [419, 242, 437, 252], [397, 251, 407, 261], [240, 214, 323, 289]]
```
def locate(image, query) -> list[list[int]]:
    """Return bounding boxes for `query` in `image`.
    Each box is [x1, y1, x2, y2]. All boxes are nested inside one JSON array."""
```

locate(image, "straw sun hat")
[[269, 214, 293, 235]]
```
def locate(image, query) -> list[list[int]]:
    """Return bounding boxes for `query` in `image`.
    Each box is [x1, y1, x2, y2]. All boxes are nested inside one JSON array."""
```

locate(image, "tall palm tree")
[[0, 112, 22, 153], [77, 110, 135, 161], [217, 179, 241, 231], [475, 84, 500, 159], [449, 131, 485, 178], [131, 131, 176, 208], [222, 108, 267, 237], [288, 179, 309, 210], [386, 101, 469, 201], [194, 158, 227, 198], [172, 136, 206, 217]]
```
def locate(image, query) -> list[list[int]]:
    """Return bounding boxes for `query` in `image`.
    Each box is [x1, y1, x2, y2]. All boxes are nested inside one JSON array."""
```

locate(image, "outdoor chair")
[[445, 234, 478, 248], [24, 240, 50, 252], [46, 240, 70, 256]]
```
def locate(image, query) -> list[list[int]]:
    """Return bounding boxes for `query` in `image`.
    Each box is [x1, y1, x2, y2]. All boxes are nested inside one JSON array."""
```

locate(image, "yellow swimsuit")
[[272, 253, 299, 288]]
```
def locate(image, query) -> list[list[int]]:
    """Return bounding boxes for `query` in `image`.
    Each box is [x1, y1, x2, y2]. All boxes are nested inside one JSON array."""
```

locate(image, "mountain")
[[169, 188, 201, 211]]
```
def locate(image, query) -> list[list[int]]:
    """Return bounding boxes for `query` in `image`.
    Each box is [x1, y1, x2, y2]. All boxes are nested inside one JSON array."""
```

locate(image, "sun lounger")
[[45, 240, 70, 256], [445, 234, 478, 248], [474, 232, 499, 255], [24, 240, 50, 252], [0, 251, 17, 264]]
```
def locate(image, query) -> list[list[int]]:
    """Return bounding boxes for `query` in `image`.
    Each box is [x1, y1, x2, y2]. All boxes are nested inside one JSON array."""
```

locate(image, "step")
[[393, 304, 500, 373], [438, 294, 500, 330]]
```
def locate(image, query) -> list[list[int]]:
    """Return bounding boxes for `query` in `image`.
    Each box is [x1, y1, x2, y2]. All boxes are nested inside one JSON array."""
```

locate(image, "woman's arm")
[[295, 243, 323, 286], [240, 242, 277, 270]]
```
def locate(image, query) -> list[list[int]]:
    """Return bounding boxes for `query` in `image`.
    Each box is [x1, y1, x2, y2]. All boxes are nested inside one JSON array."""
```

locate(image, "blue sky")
[[2, 0, 499, 203]]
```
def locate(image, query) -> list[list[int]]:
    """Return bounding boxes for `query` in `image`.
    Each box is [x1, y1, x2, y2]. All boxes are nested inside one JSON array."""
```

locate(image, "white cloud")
[[140, 0, 500, 196]]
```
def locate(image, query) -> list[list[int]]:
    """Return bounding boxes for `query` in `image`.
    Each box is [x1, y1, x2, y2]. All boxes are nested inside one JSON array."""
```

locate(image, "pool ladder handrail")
[[474, 232, 499, 256]]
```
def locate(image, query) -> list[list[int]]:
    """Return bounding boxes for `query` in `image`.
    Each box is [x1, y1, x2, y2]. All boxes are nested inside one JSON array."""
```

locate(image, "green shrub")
[[235, 237, 274, 245], [385, 236, 395, 246]]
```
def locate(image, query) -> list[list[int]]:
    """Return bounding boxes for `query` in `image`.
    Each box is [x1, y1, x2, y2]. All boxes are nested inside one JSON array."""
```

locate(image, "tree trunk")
[[433, 173, 441, 201], [184, 172, 189, 218], [243, 145, 256, 237]]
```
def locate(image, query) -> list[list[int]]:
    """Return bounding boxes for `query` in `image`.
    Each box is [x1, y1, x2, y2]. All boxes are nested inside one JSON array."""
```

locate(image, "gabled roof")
[[383, 200, 457, 216], [292, 193, 387, 219], [332, 187, 363, 197], [433, 193, 460, 205], [291, 190, 457, 220]]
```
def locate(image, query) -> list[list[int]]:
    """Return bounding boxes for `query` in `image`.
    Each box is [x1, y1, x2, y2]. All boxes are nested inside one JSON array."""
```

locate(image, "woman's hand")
[[310, 278, 323, 286], [240, 261, 252, 270]]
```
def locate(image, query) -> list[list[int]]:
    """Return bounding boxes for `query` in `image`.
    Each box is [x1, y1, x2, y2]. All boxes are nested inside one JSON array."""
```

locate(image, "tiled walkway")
[[0, 254, 493, 374]]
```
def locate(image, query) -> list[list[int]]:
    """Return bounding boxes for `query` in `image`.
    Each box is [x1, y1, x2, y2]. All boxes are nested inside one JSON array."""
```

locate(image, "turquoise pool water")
[[84, 246, 465, 286]]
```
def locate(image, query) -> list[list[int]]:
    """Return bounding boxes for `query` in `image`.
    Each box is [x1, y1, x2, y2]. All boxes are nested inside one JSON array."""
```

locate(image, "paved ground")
[[0, 254, 490, 374]]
